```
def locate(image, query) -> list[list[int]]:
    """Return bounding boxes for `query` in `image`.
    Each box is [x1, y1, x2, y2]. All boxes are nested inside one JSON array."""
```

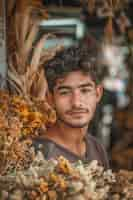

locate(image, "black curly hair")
[[44, 44, 105, 92]]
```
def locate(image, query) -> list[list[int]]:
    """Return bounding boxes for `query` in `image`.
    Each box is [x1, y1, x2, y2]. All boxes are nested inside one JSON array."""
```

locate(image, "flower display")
[[0, 90, 56, 175], [0, 90, 133, 199], [0, 153, 115, 200]]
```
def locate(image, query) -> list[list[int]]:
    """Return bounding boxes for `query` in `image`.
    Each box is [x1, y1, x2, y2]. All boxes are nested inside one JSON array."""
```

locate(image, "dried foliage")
[[7, 0, 63, 101], [110, 170, 133, 199], [0, 90, 56, 175], [83, 0, 129, 43], [0, 155, 115, 200], [0, 153, 132, 200], [104, 0, 130, 43], [85, 0, 127, 15], [87, 0, 96, 15]]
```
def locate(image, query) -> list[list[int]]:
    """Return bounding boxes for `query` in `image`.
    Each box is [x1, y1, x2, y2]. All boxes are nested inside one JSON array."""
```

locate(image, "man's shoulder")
[[86, 134, 109, 169], [86, 134, 106, 153], [86, 134, 101, 146]]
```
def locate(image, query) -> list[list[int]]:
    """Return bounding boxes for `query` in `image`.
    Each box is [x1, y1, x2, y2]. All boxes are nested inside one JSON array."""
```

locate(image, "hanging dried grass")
[[87, 0, 96, 15], [104, 0, 128, 43], [104, 17, 114, 43], [5, 1, 62, 153], [7, 0, 63, 102]]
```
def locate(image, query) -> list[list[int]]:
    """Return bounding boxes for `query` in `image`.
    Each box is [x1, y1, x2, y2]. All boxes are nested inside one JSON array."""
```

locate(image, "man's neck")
[[45, 121, 88, 156]]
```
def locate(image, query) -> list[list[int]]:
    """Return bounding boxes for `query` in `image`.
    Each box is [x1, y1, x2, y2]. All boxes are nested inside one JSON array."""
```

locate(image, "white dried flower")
[[68, 181, 84, 194]]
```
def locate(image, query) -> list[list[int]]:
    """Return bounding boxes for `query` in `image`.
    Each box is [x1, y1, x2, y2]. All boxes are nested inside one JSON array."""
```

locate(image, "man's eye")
[[59, 90, 71, 95], [81, 88, 92, 93]]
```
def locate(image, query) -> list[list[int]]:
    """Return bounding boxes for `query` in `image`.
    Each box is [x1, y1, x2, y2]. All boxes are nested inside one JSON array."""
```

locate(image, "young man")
[[33, 44, 109, 169]]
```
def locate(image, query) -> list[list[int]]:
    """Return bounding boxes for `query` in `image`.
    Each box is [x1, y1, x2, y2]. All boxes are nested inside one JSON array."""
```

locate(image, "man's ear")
[[96, 84, 103, 103]]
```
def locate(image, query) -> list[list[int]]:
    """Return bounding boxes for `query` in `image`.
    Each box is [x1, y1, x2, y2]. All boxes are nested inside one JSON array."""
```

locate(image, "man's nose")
[[71, 90, 82, 107]]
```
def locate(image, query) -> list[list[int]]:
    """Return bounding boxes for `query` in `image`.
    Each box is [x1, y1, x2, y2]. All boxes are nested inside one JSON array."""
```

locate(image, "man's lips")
[[67, 110, 88, 115]]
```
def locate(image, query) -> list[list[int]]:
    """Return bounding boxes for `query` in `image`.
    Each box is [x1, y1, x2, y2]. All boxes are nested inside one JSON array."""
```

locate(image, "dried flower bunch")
[[83, 0, 129, 42], [0, 153, 116, 200], [111, 170, 133, 199], [0, 143, 133, 200], [0, 89, 56, 175]]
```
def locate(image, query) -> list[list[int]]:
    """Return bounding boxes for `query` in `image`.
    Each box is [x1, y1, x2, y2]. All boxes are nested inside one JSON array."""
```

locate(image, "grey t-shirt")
[[32, 134, 109, 169]]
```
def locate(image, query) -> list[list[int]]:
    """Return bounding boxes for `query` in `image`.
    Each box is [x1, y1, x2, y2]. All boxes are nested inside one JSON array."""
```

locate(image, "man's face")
[[51, 71, 103, 128]]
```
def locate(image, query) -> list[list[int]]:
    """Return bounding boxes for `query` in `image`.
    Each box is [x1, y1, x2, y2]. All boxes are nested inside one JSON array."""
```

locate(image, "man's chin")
[[68, 124, 87, 128], [60, 119, 88, 128]]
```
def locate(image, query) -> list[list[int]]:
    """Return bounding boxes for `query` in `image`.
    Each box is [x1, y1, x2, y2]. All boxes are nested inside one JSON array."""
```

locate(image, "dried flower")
[[0, 90, 56, 175]]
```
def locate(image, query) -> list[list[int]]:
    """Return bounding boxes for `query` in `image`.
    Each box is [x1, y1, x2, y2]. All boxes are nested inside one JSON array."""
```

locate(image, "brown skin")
[[45, 71, 103, 156]]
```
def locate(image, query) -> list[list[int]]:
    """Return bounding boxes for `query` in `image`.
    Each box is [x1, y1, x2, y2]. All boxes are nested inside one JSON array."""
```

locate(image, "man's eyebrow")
[[78, 82, 94, 88], [56, 85, 72, 90], [56, 82, 94, 91]]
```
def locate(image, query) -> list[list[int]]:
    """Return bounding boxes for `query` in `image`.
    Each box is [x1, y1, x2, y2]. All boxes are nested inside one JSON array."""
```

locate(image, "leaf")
[[40, 45, 64, 65], [7, 0, 16, 17], [87, 0, 96, 15], [104, 17, 114, 43], [30, 33, 54, 73], [24, 69, 37, 95], [31, 69, 48, 100], [7, 69, 23, 92], [20, 7, 34, 43], [24, 22, 39, 60]]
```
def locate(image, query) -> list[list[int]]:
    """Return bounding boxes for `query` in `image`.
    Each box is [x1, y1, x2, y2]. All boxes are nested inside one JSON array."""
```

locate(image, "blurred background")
[[1, 0, 133, 171]]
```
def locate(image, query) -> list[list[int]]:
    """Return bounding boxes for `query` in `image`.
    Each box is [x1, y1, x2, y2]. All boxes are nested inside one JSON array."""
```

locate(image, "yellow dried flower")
[[39, 180, 49, 193], [28, 111, 46, 123], [49, 173, 58, 182], [57, 156, 73, 174], [22, 127, 33, 136], [18, 107, 29, 118], [58, 177, 67, 191], [49, 173, 67, 191], [47, 190, 57, 200]]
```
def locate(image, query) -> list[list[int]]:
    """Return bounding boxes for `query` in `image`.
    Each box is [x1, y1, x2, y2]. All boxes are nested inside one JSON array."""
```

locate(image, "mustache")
[[66, 108, 89, 114]]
